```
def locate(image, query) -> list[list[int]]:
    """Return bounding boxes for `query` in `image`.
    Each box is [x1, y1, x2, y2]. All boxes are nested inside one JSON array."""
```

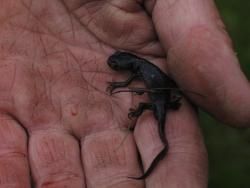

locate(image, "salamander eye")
[[108, 60, 120, 70]]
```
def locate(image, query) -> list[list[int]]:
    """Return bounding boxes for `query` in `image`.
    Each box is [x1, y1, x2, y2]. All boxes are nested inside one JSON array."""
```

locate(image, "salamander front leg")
[[106, 73, 139, 94]]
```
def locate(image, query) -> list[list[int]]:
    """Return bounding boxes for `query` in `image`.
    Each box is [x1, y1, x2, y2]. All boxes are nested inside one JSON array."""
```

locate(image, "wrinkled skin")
[[0, 0, 249, 188]]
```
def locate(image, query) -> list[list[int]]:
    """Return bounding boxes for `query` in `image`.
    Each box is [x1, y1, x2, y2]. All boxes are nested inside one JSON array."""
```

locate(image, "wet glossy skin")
[[107, 51, 182, 179]]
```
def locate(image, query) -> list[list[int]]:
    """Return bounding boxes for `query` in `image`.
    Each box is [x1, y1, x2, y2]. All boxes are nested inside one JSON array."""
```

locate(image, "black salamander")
[[107, 51, 182, 179]]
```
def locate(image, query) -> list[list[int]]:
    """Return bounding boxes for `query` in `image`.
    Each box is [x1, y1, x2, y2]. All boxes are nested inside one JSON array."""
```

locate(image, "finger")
[[152, 0, 250, 127], [134, 100, 208, 187], [81, 129, 144, 188], [29, 130, 85, 187], [0, 115, 31, 188]]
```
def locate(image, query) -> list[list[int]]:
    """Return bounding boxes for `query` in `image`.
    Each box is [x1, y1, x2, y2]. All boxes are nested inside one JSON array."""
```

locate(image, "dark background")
[[202, 1, 250, 187]]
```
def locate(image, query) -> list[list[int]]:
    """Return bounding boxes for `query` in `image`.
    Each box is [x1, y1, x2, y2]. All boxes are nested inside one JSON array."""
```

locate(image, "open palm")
[[0, 1, 207, 188]]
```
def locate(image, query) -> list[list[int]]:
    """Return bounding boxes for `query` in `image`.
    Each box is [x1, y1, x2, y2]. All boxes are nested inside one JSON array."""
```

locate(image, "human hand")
[[0, 1, 207, 187]]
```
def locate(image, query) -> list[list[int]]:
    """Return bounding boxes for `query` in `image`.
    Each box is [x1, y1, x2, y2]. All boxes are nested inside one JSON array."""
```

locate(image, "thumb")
[[152, 0, 250, 127]]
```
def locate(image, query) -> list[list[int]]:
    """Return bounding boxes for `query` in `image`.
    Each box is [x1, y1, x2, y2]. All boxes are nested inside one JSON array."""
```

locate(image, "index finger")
[[152, 0, 250, 127]]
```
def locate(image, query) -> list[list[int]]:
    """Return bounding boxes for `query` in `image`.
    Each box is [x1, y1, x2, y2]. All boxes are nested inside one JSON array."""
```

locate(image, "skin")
[[0, 0, 248, 188]]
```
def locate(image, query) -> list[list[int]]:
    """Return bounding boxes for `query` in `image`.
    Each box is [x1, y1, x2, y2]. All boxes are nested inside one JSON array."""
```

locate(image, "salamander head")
[[107, 51, 140, 71]]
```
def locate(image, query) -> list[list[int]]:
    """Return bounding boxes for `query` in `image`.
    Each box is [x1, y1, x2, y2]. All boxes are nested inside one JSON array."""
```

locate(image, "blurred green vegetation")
[[201, 1, 250, 187]]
